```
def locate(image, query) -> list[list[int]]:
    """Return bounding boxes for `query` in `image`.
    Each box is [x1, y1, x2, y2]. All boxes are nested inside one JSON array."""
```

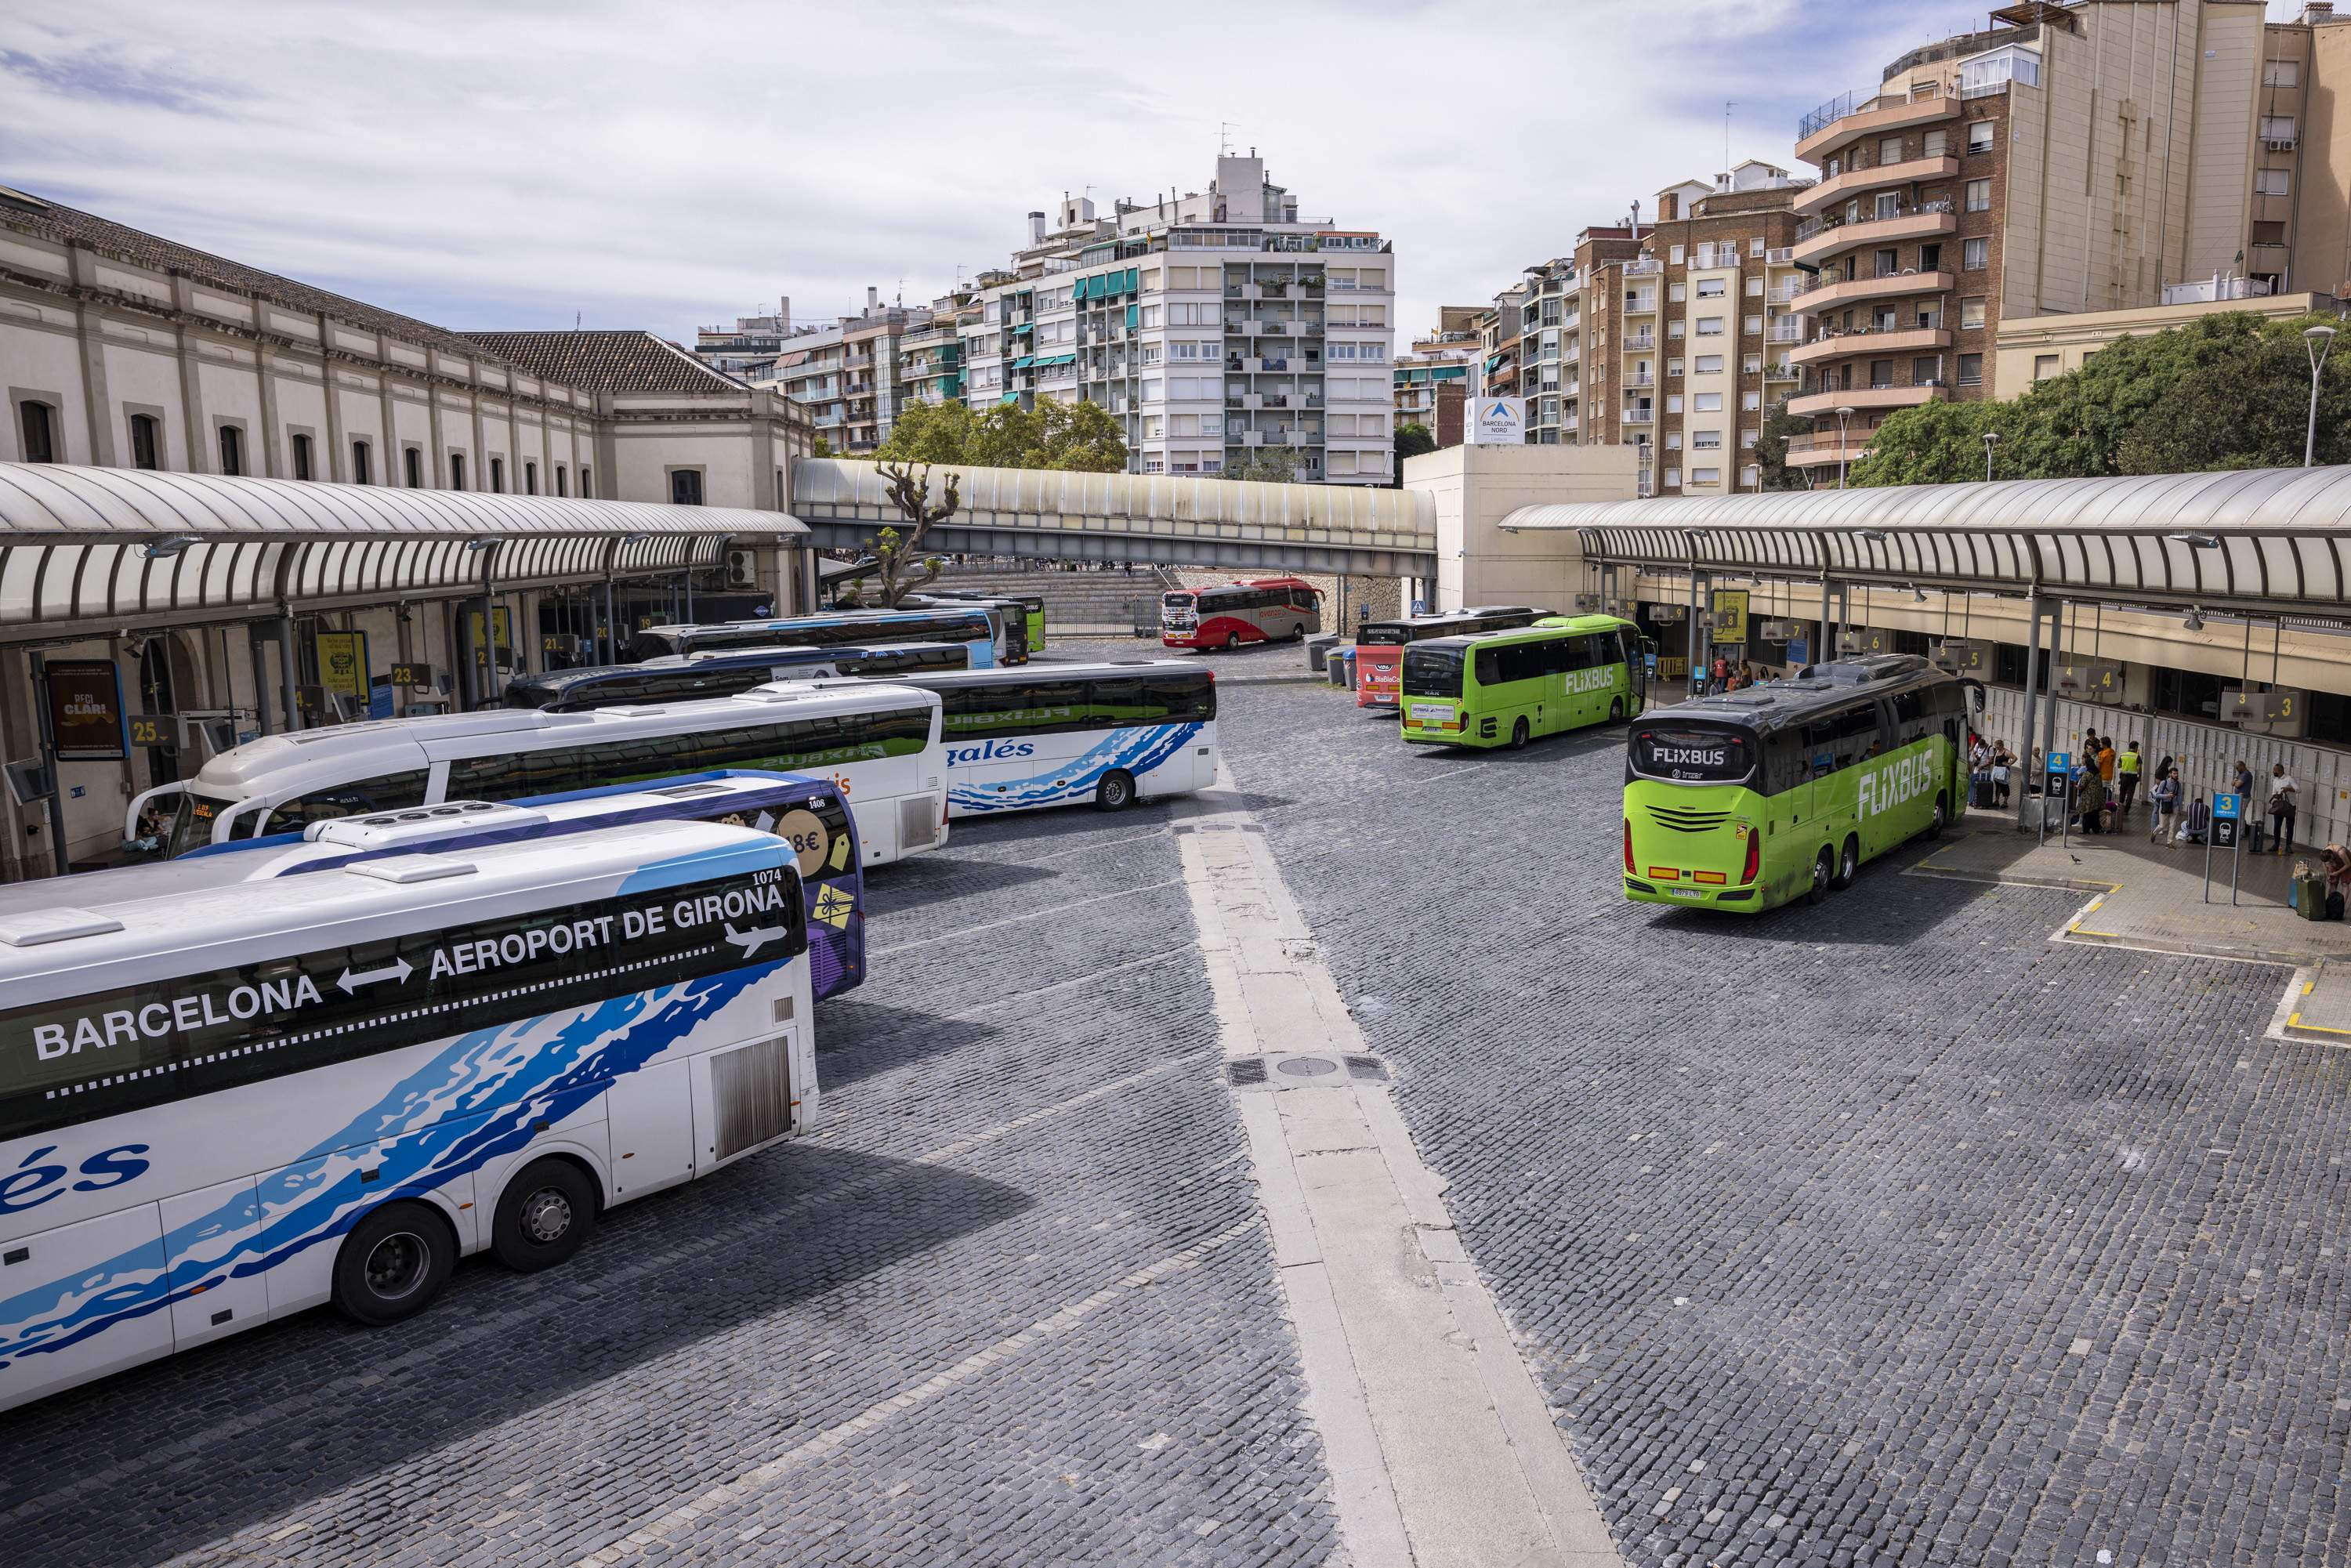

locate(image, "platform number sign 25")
[[127, 715, 173, 748]]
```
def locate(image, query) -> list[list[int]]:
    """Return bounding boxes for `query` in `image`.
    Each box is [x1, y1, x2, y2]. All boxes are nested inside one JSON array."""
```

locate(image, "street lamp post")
[[1983, 429, 2001, 483], [1835, 405, 1857, 489], [2306, 325, 2336, 469]]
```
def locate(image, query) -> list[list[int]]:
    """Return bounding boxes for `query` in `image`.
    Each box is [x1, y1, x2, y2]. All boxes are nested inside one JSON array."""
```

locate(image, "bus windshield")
[[1629, 723, 1755, 784], [1400, 646, 1462, 697], [166, 789, 240, 858]]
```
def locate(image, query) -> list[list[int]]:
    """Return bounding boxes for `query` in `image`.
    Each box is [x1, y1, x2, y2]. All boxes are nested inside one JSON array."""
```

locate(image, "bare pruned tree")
[[864, 461, 961, 607]]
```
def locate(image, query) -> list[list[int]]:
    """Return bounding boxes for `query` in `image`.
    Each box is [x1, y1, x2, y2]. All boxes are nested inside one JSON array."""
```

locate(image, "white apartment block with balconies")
[[955, 154, 1396, 485]]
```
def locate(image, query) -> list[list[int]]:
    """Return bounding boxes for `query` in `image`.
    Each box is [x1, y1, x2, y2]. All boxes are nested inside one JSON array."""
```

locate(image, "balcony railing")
[[1766, 363, 1799, 381], [1622, 407, 1656, 424], [1625, 332, 1657, 351], [1767, 322, 1803, 342], [1626, 371, 1655, 387], [1794, 197, 1955, 244], [1625, 259, 1664, 277]]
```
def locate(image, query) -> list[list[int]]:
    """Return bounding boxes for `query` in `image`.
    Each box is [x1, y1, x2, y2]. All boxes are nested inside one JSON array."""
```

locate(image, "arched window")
[[352, 440, 372, 484], [525, 461, 538, 495], [290, 431, 312, 480], [129, 413, 161, 470], [490, 456, 505, 493], [451, 452, 467, 490], [218, 425, 244, 476], [580, 466, 592, 498], [404, 447, 424, 488], [553, 465, 567, 497]]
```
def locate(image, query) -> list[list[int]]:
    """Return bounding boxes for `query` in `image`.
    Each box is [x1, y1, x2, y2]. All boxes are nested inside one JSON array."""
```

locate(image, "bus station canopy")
[[0, 462, 808, 646], [1499, 465, 2351, 618]]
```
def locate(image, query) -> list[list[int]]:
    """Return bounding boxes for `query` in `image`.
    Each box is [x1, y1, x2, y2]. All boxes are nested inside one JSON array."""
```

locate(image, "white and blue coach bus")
[[501, 641, 970, 712], [627, 605, 1000, 668], [857, 661, 1219, 817], [129, 683, 948, 869], [0, 818, 816, 1411]]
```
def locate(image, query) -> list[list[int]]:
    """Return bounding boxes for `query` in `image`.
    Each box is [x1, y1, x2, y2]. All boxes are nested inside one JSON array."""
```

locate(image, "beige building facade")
[[1991, 288, 2340, 397]]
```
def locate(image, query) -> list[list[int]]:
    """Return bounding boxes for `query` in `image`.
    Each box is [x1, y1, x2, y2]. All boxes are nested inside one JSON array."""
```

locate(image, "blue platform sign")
[[2213, 791, 2242, 820], [2047, 751, 2070, 773]]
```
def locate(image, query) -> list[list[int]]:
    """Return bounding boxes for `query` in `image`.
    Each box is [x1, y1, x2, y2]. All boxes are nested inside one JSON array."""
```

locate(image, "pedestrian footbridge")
[[789, 458, 1436, 577]]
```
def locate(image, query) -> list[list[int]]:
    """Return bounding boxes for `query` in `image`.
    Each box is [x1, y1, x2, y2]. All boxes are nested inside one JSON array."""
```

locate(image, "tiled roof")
[[0, 186, 489, 357], [461, 331, 749, 395]]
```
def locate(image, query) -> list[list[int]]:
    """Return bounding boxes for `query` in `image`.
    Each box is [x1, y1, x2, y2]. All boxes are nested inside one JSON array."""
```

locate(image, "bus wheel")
[[492, 1157, 599, 1273], [1509, 718, 1531, 750], [1609, 697, 1625, 722], [1096, 769, 1136, 812], [332, 1201, 455, 1327], [1808, 848, 1833, 906], [1925, 793, 1947, 841], [1831, 835, 1860, 890], [1223, 632, 1241, 651]]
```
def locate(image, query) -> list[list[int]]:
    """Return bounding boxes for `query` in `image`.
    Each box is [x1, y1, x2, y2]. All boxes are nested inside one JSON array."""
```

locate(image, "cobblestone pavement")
[[1217, 681, 2351, 1568], [0, 806, 1337, 1566]]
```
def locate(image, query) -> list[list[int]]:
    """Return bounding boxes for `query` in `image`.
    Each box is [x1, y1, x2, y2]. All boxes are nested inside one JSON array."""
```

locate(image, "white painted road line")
[[1177, 777, 1625, 1568]]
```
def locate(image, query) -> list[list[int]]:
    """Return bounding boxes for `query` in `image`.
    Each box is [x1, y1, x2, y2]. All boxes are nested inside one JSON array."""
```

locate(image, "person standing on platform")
[[2269, 763, 2299, 856], [2115, 741, 2141, 817]]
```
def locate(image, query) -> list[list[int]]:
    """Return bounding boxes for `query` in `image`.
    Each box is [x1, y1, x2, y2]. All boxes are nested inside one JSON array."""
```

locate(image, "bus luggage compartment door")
[[162, 1176, 269, 1351], [0, 1201, 169, 1411], [607, 1060, 695, 1196]]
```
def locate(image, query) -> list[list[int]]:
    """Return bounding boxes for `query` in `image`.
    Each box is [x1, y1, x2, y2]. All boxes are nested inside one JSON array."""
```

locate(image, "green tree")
[[810, 435, 834, 458], [1843, 397, 2021, 487], [1392, 421, 1436, 487], [1223, 447, 1300, 483], [1842, 310, 2351, 487], [1022, 399, 1128, 471], [868, 397, 1127, 473], [1753, 400, 1813, 491]]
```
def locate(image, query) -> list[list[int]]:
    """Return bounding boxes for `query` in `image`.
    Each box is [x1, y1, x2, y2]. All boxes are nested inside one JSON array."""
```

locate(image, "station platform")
[[1912, 802, 2351, 971]]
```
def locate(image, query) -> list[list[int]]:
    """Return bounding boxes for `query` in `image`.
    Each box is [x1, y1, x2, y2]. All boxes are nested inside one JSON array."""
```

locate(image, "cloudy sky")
[[0, 2, 2322, 348]]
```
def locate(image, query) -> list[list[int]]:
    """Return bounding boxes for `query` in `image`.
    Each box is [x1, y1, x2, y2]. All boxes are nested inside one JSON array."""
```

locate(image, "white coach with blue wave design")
[[794, 661, 1221, 818], [0, 819, 816, 1412]]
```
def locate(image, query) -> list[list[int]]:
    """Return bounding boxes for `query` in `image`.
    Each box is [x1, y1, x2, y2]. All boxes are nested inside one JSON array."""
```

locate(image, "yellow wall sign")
[[314, 631, 369, 699], [1710, 589, 1749, 645]]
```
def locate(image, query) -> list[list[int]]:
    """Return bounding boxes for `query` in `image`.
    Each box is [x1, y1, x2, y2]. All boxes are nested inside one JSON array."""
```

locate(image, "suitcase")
[[2246, 821, 2266, 854], [2298, 875, 2330, 922]]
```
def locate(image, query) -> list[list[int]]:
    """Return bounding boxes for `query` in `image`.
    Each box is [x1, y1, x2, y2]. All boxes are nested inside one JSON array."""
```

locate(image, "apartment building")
[[748, 291, 921, 454], [895, 306, 967, 411], [693, 300, 792, 382], [2259, 3, 2351, 297], [1394, 306, 1480, 440], [953, 154, 1397, 485], [1784, 0, 2337, 478]]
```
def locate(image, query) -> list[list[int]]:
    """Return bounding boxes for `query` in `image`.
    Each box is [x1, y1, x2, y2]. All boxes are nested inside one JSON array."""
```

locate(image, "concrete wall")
[[2295, 20, 2351, 295], [1403, 444, 1637, 611]]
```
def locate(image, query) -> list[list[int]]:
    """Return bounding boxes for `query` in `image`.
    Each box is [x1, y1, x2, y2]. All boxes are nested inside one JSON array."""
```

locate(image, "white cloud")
[[1, 2, 2011, 343]]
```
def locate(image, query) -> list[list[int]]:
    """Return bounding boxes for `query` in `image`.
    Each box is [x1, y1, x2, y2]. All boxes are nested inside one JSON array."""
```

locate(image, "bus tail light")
[[1741, 829, 1760, 885], [1694, 871, 1726, 885], [1623, 820, 1632, 873]]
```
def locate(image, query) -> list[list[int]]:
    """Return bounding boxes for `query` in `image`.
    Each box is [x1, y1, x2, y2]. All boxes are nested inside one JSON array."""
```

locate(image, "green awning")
[[1125, 267, 1139, 294], [1012, 322, 1034, 334], [1001, 393, 1020, 404], [1125, 304, 1139, 330], [1033, 353, 1075, 368], [1012, 355, 1036, 368]]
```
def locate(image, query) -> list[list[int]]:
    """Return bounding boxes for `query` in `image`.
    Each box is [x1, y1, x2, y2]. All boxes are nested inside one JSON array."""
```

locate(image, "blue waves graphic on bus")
[[0, 964, 778, 1371], [947, 723, 1200, 813]]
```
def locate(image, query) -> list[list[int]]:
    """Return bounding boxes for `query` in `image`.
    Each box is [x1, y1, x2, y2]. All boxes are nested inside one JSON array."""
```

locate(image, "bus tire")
[[1926, 792, 1948, 841], [491, 1157, 600, 1273], [1096, 769, 1136, 812], [1223, 632, 1241, 651], [1808, 848, 1833, 906], [1509, 718, 1530, 750], [332, 1200, 455, 1327], [1609, 697, 1625, 722], [1831, 835, 1860, 890]]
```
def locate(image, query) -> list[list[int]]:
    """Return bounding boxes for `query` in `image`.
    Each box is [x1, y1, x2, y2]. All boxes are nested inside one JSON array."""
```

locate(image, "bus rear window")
[[1357, 625, 1410, 646], [1630, 725, 1753, 784], [1400, 647, 1462, 697]]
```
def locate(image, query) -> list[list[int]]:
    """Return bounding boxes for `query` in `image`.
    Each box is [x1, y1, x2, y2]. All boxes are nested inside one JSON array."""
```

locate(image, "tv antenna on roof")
[[1724, 100, 1736, 176], [1220, 121, 1236, 157]]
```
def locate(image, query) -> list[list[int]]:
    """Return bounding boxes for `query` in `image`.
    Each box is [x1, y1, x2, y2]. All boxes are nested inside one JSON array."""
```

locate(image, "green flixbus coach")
[[1622, 655, 1983, 913], [1399, 615, 1649, 748]]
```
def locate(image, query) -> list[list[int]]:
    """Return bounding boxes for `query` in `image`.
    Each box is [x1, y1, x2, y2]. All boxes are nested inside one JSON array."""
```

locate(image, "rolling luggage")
[[2296, 875, 2330, 922]]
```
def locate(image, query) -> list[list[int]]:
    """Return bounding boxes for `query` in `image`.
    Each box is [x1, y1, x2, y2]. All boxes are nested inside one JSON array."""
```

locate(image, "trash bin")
[[1306, 633, 1339, 673], [1338, 649, 1360, 691]]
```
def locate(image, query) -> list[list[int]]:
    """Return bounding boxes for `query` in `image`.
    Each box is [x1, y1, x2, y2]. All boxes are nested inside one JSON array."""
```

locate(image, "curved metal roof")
[[1501, 465, 2351, 614], [792, 457, 1435, 556], [0, 463, 805, 645]]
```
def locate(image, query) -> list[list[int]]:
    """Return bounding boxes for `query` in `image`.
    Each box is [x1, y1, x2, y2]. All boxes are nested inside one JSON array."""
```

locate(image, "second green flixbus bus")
[[1621, 655, 1982, 914], [1398, 615, 1649, 748]]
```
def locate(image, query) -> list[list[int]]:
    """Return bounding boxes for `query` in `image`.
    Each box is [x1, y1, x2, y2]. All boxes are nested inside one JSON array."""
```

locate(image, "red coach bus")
[[1161, 577, 1322, 650], [1353, 606, 1549, 708]]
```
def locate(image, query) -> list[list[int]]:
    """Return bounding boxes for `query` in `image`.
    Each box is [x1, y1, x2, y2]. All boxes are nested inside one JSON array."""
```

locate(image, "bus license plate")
[[1408, 704, 1449, 723], [1669, 887, 1706, 900]]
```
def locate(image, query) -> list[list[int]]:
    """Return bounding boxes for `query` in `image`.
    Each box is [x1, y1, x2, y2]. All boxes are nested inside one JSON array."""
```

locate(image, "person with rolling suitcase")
[[2150, 772, 2181, 846]]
